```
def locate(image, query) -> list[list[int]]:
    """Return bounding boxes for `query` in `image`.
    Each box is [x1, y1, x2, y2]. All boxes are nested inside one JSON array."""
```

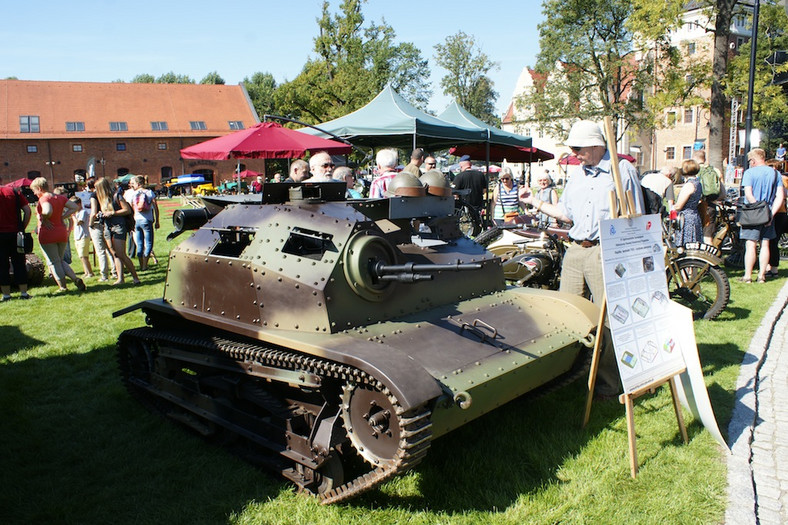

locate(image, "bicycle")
[[664, 216, 730, 320]]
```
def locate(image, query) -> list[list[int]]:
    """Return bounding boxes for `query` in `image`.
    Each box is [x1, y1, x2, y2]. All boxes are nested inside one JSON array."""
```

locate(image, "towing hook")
[[454, 391, 472, 410]]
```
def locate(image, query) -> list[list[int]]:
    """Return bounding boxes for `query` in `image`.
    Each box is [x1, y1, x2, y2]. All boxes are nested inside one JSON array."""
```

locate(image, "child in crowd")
[[70, 196, 94, 278]]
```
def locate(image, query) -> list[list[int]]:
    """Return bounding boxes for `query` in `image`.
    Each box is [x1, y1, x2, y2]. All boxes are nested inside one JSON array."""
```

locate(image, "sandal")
[[757, 275, 767, 283], [740, 277, 752, 283]]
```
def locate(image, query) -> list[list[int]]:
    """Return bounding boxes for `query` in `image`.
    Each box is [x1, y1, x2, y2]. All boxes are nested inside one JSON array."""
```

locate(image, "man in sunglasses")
[[307, 151, 335, 181], [518, 119, 644, 399]]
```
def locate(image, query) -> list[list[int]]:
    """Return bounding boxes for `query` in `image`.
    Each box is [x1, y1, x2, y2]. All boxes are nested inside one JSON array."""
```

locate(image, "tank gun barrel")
[[372, 260, 483, 283]]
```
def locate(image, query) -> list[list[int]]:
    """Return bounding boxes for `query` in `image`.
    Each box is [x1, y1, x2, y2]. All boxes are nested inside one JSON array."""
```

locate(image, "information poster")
[[600, 215, 686, 393]]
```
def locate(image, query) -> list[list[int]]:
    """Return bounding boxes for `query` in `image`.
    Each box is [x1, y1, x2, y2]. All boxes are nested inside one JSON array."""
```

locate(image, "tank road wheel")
[[340, 384, 403, 467]]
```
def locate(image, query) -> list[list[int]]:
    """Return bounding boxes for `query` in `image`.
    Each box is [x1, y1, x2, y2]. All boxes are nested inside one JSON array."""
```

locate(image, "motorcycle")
[[478, 215, 730, 321]]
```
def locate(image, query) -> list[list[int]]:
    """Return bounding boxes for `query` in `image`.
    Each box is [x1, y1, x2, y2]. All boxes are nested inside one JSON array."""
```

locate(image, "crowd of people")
[[0, 174, 162, 299], [4, 130, 788, 313]]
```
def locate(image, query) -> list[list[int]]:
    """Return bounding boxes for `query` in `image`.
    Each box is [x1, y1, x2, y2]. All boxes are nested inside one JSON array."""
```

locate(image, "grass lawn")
[[0, 199, 778, 524]]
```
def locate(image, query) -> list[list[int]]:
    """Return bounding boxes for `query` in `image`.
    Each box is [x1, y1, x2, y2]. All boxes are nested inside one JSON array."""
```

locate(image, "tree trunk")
[[709, 0, 739, 169]]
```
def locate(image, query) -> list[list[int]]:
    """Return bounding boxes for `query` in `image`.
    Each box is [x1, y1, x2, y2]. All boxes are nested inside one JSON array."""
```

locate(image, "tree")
[[200, 71, 225, 85], [726, 2, 788, 153], [275, 0, 431, 123], [433, 31, 499, 125], [155, 71, 195, 84], [519, 0, 656, 141], [130, 74, 155, 83], [243, 72, 278, 118]]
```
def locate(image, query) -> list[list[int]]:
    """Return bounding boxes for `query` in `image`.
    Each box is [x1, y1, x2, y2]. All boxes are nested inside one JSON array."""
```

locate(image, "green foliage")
[[200, 71, 226, 85], [130, 73, 155, 83], [275, 0, 430, 124], [726, 2, 788, 150], [243, 71, 278, 118], [520, 0, 705, 140], [433, 31, 500, 126], [155, 71, 195, 84]]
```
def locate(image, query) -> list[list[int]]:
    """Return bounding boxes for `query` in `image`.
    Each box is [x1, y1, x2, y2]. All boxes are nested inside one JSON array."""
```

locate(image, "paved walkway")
[[727, 279, 788, 524]]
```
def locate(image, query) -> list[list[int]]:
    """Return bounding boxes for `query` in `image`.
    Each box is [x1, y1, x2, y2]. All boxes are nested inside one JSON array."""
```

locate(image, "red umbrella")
[[180, 121, 352, 160], [236, 170, 260, 178], [4, 177, 35, 188], [558, 152, 636, 165], [449, 144, 554, 163]]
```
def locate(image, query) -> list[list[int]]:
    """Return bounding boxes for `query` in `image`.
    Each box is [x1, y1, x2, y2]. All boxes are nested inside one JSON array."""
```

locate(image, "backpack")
[[132, 190, 151, 212], [698, 165, 720, 197], [641, 186, 665, 217]]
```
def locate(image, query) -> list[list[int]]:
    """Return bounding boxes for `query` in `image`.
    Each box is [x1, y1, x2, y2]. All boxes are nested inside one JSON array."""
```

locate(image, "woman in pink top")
[[30, 177, 85, 292]]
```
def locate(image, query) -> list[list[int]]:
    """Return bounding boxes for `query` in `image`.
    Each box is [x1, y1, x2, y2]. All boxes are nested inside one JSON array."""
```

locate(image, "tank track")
[[117, 327, 432, 505]]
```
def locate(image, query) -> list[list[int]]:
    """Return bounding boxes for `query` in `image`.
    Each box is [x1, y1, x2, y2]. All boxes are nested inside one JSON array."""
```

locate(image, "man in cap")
[[452, 154, 487, 209], [402, 148, 425, 176], [519, 120, 644, 398]]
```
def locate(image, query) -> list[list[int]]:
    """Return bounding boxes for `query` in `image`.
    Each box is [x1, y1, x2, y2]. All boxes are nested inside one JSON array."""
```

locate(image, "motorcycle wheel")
[[667, 258, 730, 320], [474, 225, 503, 247], [456, 204, 482, 238]]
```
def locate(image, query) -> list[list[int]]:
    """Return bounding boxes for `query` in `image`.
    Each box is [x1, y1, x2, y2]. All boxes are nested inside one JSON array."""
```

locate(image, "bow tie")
[[584, 166, 600, 177]]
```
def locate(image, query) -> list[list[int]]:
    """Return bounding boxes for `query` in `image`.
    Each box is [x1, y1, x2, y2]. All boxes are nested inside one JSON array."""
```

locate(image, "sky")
[[1, 0, 544, 117]]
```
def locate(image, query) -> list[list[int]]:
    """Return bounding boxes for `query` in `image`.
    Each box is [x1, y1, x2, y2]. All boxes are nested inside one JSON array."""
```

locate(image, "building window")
[[737, 37, 745, 49], [684, 108, 693, 124], [150, 121, 168, 131], [687, 42, 696, 55], [72, 144, 83, 152], [26, 145, 38, 153], [665, 146, 675, 160], [157, 142, 167, 150], [683, 146, 693, 159], [116, 143, 126, 151], [667, 111, 677, 127], [66, 121, 85, 132], [190, 121, 207, 131], [228, 121, 244, 130], [524, 128, 532, 137], [20, 115, 40, 133], [109, 121, 128, 132]]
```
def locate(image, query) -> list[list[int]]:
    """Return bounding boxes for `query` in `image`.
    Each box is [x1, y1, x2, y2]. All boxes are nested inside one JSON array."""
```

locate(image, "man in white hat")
[[519, 119, 644, 398]]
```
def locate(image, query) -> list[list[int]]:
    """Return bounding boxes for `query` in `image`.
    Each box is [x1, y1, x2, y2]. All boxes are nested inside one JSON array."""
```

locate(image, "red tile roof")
[[0, 80, 259, 140]]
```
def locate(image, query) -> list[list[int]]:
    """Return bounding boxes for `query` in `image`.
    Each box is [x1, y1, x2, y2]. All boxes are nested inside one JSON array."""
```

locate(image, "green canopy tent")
[[438, 100, 533, 149], [299, 85, 487, 150]]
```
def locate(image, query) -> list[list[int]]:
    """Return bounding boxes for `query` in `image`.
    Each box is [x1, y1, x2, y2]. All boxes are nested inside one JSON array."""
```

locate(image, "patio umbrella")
[[449, 144, 554, 163], [4, 177, 35, 188], [236, 169, 260, 178], [180, 121, 352, 160]]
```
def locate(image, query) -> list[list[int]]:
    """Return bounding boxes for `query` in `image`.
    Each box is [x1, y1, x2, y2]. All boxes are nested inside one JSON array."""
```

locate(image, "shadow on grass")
[[0, 342, 282, 524], [0, 325, 46, 357], [348, 382, 622, 513]]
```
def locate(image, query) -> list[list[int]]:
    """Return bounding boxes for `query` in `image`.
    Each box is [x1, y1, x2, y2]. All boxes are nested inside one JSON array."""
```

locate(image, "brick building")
[[0, 80, 261, 186]]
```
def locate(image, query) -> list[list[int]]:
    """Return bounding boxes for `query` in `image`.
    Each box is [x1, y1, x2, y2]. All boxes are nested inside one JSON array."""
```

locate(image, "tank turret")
[[115, 180, 599, 503]]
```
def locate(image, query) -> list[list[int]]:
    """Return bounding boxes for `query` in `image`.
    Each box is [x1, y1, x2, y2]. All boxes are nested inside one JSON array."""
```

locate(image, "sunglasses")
[[426, 162, 436, 166], [321, 163, 335, 168], [569, 146, 582, 152]]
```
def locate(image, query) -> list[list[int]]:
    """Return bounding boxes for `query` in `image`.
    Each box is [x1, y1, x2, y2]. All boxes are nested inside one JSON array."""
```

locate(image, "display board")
[[599, 214, 686, 393]]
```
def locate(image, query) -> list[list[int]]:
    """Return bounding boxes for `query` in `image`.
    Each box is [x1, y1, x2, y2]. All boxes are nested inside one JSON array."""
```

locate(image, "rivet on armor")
[[193, 304, 197, 308], [275, 323, 279, 327], [207, 307, 211, 312], [317, 302, 322, 306], [295, 284, 300, 289]]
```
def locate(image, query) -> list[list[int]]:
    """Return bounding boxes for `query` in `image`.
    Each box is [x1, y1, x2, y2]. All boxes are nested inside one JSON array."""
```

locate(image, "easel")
[[581, 116, 688, 478]]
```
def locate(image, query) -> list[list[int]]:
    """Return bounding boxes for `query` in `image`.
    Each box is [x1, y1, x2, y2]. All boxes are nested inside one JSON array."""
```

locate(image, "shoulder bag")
[[736, 168, 780, 227]]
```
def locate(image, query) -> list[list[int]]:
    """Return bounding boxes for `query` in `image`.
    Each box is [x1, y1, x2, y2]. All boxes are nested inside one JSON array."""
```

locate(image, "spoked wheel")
[[456, 203, 482, 237], [667, 258, 730, 320]]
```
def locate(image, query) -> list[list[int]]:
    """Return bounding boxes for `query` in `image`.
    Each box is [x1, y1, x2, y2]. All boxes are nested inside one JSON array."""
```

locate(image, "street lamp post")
[[744, 0, 761, 155]]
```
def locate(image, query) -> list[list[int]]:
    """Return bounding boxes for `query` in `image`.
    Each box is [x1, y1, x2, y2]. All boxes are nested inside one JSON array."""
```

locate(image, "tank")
[[114, 181, 599, 504]]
